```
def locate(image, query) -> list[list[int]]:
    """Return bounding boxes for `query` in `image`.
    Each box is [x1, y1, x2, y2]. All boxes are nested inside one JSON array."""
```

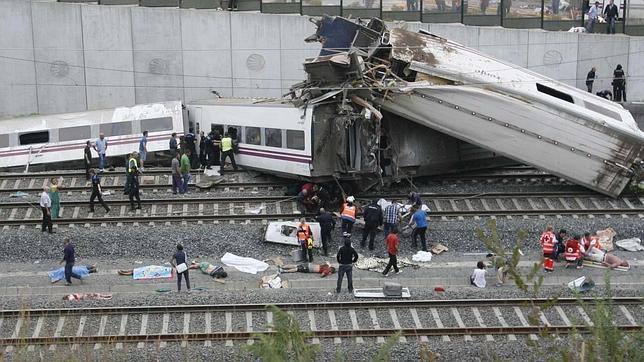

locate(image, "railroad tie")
[[137, 314, 148, 349], [49, 316, 65, 351], [115, 314, 128, 350], [225, 312, 233, 347], [27, 316, 44, 352], [430, 308, 450, 342], [181, 313, 191, 348], [471, 307, 494, 342], [159, 313, 170, 348], [307, 311, 320, 344], [513, 307, 538, 341], [348, 309, 364, 344], [450, 308, 472, 342], [4, 317, 22, 353], [72, 315, 87, 351], [492, 307, 516, 341], [204, 312, 212, 347], [93, 315, 108, 350], [409, 308, 429, 343], [327, 310, 342, 344], [388, 309, 407, 343]]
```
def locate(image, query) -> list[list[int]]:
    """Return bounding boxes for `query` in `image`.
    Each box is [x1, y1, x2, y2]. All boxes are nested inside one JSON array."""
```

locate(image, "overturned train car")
[[294, 16, 644, 197]]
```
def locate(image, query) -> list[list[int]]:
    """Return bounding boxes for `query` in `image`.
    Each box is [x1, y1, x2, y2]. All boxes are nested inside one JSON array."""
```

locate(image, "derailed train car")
[[185, 98, 512, 184], [291, 16, 644, 197]]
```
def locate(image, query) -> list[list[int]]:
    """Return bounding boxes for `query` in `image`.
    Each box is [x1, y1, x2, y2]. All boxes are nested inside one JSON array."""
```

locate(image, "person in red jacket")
[[382, 228, 402, 276], [540, 225, 556, 272], [564, 235, 585, 269]]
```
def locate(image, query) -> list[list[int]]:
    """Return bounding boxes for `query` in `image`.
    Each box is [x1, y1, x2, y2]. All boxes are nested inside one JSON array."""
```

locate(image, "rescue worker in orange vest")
[[340, 196, 357, 234], [564, 235, 585, 269], [539, 225, 556, 272], [297, 218, 314, 262], [582, 232, 603, 252]]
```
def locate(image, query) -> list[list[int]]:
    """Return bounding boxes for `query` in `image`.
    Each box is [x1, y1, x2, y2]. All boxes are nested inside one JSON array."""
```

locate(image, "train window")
[[19, 131, 49, 145], [227, 126, 242, 142], [286, 130, 305, 150], [245, 127, 261, 145], [140, 117, 173, 132], [265, 128, 282, 148], [59, 125, 91, 142], [100, 121, 132, 137], [0, 134, 9, 148], [536, 83, 573, 104], [211, 124, 224, 137]]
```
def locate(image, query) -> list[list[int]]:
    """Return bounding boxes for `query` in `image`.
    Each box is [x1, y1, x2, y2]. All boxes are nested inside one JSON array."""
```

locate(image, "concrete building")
[[1, 0, 643, 117]]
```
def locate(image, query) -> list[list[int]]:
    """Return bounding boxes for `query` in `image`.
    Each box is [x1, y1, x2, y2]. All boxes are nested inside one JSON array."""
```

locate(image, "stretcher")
[[583, 260, 630, 271]]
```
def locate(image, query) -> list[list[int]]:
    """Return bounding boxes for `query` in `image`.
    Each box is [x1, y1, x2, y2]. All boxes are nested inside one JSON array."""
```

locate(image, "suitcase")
[[383, 282, 402, 297]]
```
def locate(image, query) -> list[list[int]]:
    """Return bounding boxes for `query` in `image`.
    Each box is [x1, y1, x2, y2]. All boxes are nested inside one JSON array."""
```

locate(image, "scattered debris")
[[9, 191, 29, 198], [264, 221, 322, 248], [567, 276, 595, 293], [355, 255, 418, 273], [615, 238, 644, 252], [412, 251, 432, 262], [195, 175, 225, 189], [431, 243, 449, 254], [260, 274, 288, 289], [354, 283, 411, 298], [596, 228, 616, 251], [221, 252, 269, 274]]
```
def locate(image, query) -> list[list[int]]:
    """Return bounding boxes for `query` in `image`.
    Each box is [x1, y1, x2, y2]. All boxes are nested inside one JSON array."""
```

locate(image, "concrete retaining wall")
[[1, 0, 642, 117]]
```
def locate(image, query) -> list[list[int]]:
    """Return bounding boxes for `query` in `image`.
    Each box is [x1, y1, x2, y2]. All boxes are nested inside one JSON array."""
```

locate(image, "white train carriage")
[[0, 101, 184, 170], [187, 99, 313, 178]]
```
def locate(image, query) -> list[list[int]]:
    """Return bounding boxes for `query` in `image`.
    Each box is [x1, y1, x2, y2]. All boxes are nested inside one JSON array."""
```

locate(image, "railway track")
[[1, 192, 642, 227], [0, 167, 573, 195], [0, 298, 640, 349]]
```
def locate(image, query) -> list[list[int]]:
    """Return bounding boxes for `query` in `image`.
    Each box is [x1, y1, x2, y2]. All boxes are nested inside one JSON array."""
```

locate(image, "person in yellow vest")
[[340, 196, 357, 234], [219, 132, 238, 174]]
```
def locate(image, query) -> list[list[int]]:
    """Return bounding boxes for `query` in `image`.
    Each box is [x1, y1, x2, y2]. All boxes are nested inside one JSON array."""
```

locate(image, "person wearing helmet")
[[340, 196, 357, 234]]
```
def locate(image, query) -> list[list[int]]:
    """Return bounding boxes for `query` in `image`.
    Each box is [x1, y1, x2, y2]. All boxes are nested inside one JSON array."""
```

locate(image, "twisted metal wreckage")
[[287, 16, 644, 197]]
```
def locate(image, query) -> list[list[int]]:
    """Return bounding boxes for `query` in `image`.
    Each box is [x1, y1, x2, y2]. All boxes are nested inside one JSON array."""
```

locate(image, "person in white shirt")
[[470, 261, 487, 288], [585, 1, 600, 33], [40, 185, 54, 233]]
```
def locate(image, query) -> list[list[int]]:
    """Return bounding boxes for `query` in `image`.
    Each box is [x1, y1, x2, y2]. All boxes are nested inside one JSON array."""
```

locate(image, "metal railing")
[[56, 0, 644, 35]]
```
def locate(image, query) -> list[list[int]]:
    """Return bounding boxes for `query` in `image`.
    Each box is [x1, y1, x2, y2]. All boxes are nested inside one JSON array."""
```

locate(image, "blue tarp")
[[133, 265, 173, 280], [48, 266, 91, 283]]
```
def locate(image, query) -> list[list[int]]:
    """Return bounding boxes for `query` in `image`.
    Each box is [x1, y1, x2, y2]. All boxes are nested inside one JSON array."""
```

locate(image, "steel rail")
[[1, 298, 640, 318], [1, 207, 642, 226], [0, 181, 288, 193], [0, 169, 245, 180], [0, 325, 641, 346], [0, 191, 625, 209]]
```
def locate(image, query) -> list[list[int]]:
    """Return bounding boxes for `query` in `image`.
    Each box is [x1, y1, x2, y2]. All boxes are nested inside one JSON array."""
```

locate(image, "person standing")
[[93, 133, 108, 172], [408, 192, 422, 207], [613, 64, 626, 102], [604, 0, 619, 34], [49, 177, 62, 220], [585, 1, 600, 33], [409, 206, 428, 251], [297, 218, 313, 262], [139, 131, 148, 171], [61, 238, 82, 286], [336, 236, 358, 293], [220, 132, 238, 174], [315, 208, 335, 256], [171, 152, 181, 195], [486, 253, 509, 286], [553, 228, 567, 261], [84, 140, 92, 180], [586, 67, 596, 93], [361, 200, 383, 251], [171, 243, 191, 292], [128, 164, 142, 211], [89, 169, 110, 214], [180, 150, 192, 194], [198, 131, 207, 169], [383, 201, 400, 237], [40, 185, 54, 234], [382, 228, 401, 276], [205, 132, 215, 169], [540, 225, 556, 272], [184, 128, 197, 168], [169, 132, 178, 158], [340, 196, 357, 234]]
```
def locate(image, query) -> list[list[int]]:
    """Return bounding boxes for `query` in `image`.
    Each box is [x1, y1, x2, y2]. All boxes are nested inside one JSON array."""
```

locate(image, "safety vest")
[[296, 224, 311, 241], [542, 237, 555, 254], [585, 237, 602, 251], [221, 137, 233, 152], [564, 239, 581, 261], [539, 231, 555, 247], [307, 238, 314, 250], [341, 204, 356, 222], [128, 157, 138, 173]]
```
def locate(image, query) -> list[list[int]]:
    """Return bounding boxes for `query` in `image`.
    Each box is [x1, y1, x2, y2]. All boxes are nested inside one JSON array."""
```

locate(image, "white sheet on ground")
[[412, 251, 432, 262], [221, 252, 269, 274], [615, 238, 643, 252]]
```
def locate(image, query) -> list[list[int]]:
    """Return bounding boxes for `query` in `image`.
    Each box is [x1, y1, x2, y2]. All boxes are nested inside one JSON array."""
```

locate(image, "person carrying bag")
[[171, 244, 191, 292]]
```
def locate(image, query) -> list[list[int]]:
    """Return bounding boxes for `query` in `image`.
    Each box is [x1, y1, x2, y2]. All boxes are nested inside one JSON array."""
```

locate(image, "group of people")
[[540, 226, 630, 271], [182, 128, 238, 175], [586, 64, 627, 102], [586, 0, 620, 34]]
